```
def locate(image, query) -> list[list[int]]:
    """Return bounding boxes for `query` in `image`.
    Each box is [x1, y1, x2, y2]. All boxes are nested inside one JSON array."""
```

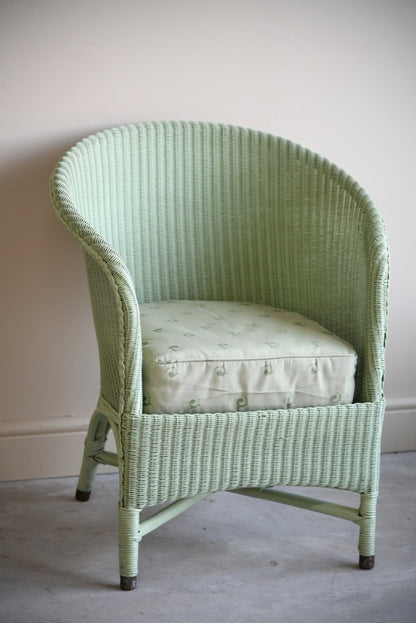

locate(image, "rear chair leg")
[[75, 409, 111, 501]]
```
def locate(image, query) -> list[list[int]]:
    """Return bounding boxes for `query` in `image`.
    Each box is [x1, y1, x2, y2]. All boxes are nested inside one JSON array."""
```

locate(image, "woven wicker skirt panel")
[[121, 401, 385, 509]]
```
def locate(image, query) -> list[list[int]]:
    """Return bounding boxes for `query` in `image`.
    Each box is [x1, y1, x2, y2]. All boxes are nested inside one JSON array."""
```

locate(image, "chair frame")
[[50, 121, 389, 590]]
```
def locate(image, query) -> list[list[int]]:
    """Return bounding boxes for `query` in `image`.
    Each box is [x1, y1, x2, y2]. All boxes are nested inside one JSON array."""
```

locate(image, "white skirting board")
[[0, 399, 415, 482], [380, 397, 416, 453], [0, 415, 118, 482]]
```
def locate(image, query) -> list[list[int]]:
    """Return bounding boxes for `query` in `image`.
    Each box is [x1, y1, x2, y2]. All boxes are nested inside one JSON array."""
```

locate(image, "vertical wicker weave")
[[50, 121, 389, 589]]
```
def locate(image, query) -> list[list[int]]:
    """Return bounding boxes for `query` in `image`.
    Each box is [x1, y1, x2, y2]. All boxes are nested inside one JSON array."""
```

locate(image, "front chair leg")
[[357, 492, 378, 570], [119, 506, 141, 590]]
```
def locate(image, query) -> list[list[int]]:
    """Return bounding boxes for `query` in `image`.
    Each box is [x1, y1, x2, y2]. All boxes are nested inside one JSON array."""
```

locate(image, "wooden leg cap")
[[120, 575, 137, 591], [359, 555, 375, 570]]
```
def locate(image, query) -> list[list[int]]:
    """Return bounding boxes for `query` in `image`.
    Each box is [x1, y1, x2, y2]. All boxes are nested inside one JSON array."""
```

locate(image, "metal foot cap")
[[75, 488, 91, 502], [359, 555, 375, 570], [120, 575, 137, 591]]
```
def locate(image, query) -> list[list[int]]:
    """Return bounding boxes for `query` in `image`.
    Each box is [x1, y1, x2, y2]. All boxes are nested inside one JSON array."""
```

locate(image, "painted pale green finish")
[[50, 121, 389, 587]]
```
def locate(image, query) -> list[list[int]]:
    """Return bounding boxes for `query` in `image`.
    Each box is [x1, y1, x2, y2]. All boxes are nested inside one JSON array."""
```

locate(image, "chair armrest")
[[50, 167, 143, 419]]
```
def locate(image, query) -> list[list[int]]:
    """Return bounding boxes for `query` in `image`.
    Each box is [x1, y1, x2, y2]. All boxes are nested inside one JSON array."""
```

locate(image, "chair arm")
[[50, 168, 143, 419]]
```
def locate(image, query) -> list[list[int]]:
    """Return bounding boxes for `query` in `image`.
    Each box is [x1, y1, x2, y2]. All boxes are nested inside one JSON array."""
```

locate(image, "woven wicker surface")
[[50, 121, 389, 584]]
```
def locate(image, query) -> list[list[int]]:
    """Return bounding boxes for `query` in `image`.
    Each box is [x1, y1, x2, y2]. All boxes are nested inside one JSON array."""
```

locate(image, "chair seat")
[[141, 301, 357, 414]]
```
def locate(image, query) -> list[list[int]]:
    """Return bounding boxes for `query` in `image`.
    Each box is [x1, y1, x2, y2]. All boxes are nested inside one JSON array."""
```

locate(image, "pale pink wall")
[[1, 0, 415, 461]]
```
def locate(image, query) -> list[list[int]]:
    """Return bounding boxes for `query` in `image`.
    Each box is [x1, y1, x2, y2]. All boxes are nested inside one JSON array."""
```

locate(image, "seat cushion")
[[140, 301, 357, 414]]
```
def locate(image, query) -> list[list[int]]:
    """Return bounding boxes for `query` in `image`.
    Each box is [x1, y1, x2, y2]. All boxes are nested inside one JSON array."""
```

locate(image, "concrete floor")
[[1, 452, 415, 623]]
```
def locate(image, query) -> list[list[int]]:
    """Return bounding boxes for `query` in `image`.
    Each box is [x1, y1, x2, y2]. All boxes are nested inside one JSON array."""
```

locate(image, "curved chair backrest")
[[51, 121, 388, 411]]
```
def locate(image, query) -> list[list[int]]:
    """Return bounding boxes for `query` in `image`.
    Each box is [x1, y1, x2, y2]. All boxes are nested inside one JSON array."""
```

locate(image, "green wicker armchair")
[[50, 121, 389, 590]]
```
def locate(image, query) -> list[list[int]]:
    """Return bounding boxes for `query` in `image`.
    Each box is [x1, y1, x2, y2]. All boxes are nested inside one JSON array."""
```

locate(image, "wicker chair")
[[50, 121, 389, 590]]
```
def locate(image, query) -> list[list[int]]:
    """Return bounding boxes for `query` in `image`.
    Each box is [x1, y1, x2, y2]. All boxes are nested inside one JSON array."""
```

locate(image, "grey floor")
[[1, 452, 415, 623]]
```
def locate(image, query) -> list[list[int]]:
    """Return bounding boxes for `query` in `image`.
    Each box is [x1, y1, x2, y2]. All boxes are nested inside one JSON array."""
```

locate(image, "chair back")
[[51, 121, 389, 404]]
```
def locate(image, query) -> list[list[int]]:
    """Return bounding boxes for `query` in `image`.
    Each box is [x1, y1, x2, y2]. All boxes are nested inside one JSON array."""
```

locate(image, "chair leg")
[[75, 409, 111, 501], [119, 506, 141, 590], [358, 492, 378, 570]]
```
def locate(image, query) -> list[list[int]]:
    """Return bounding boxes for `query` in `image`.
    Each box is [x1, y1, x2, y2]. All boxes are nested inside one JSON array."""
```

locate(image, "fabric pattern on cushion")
[[140, 301, 357, 414]]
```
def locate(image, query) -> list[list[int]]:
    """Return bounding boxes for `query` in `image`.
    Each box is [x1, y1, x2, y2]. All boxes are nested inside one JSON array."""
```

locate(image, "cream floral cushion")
[[140, 301, 357, 414]]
